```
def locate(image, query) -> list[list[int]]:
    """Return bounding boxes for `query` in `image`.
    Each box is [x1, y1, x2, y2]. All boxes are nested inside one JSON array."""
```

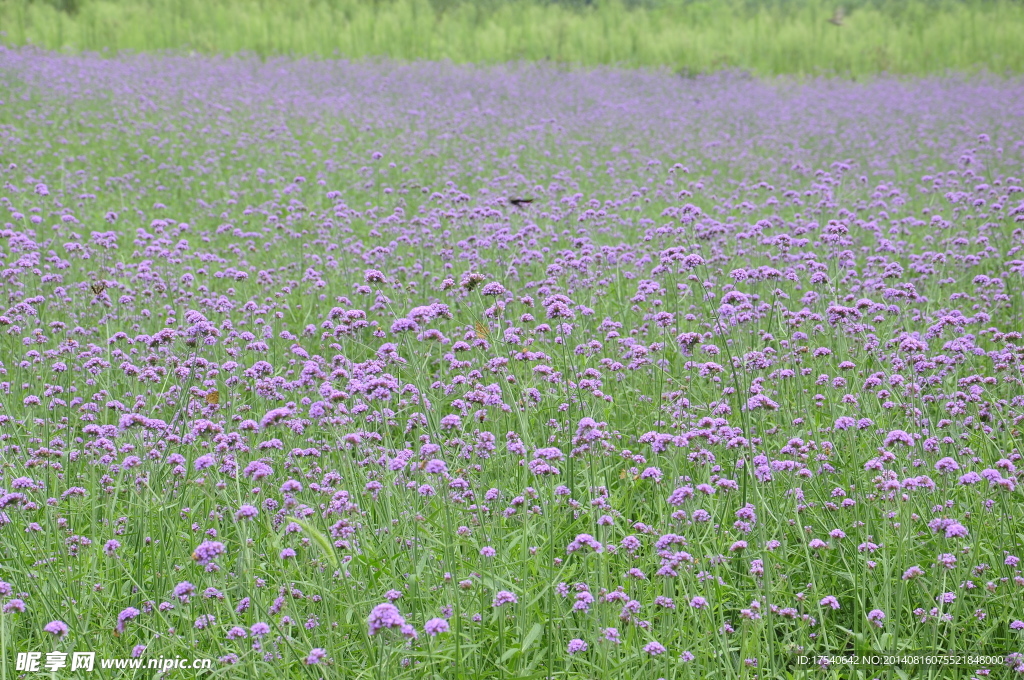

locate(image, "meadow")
[[2, 0, 1024, 76], [1, 22, 1024, 680]]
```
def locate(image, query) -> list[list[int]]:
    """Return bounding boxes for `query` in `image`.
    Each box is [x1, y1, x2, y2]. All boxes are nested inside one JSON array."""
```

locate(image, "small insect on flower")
[[474, 320, 490, 339], [91, 281, 107, 295], [509, 198, 534, 208], [205, 390, 220, 405]]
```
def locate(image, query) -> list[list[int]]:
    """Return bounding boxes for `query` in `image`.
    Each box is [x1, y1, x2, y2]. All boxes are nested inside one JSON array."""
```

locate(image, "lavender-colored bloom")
[[44, 620, 70, 637], [305, 648, 327, 665], [234, 504, 259, 520], [944, 522, 969, 538], [492, 590, 518, 607], [195, 615, 216, 629], [116, 607, 140, 634], [367, 603, 405, 635], [567, 639, 588, 654], [423, 459, 447, 474], [566, 533, 603, 554], [191, 541, 226, 566], [903, 566, 925, 580], [259, 407, 293, 429], [172, 581, 195, 601], [424, 618, 449, 636], [643, 641, 667, 656]]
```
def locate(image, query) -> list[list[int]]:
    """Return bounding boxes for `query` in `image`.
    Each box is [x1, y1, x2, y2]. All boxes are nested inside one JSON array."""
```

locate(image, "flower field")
[[1, 49, 1024, 678]]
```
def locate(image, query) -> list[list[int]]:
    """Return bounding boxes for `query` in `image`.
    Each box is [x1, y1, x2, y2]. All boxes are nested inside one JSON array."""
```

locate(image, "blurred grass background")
[[0, 0, 1022, 75]]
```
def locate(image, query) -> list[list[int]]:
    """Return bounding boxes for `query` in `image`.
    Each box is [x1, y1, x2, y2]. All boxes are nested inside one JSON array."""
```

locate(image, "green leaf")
[[287, 516, 339, 570], [521, 622, 544, 654]]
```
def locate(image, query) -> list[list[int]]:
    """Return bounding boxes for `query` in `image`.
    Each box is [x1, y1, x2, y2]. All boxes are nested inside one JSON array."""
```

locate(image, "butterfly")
[[474, 320, 490, 340], [509, 198, 534, 208], [90, 281, 107, 295], [205, 390, 220, 405], [827, 7, 844, 26]]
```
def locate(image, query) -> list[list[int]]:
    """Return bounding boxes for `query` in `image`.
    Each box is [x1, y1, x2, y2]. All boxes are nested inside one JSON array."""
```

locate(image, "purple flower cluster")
[[0, 48, 1021, 672]]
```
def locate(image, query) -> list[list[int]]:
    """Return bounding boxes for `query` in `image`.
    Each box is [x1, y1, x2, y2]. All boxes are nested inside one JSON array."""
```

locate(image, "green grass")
[[1, 0, 1023, 75]]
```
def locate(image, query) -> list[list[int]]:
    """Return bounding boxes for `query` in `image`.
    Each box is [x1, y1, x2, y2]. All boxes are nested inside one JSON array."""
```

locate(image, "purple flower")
[[883, 430, 915, 447], [481, 282, 506, 296], [944, 522, 969, 538], [259, 407, 292, 429], [367, 603, 405, 635], [819, 596, 840, 610], [234, 504, 258, 520], [492, 590, 518, 607], [116, 607, 140, 634], [867, 609, 886, 627], [567, 639, 588, 654], [305, 648, 327, 665], [423, 459, 447, 474], [44, 620, 70, 637], [172, 581, 195, 601], [690, 596, 708, 609], [191, 541, 226, 566], [424, 618, 449, 636], [566, 533, 603, 554], [903, 566, 925, 579], [643, 641, 667, 656]]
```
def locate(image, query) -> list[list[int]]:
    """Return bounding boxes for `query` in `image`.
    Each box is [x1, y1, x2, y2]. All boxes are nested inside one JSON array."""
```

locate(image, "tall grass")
[[1, 0, 1023, 75]]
